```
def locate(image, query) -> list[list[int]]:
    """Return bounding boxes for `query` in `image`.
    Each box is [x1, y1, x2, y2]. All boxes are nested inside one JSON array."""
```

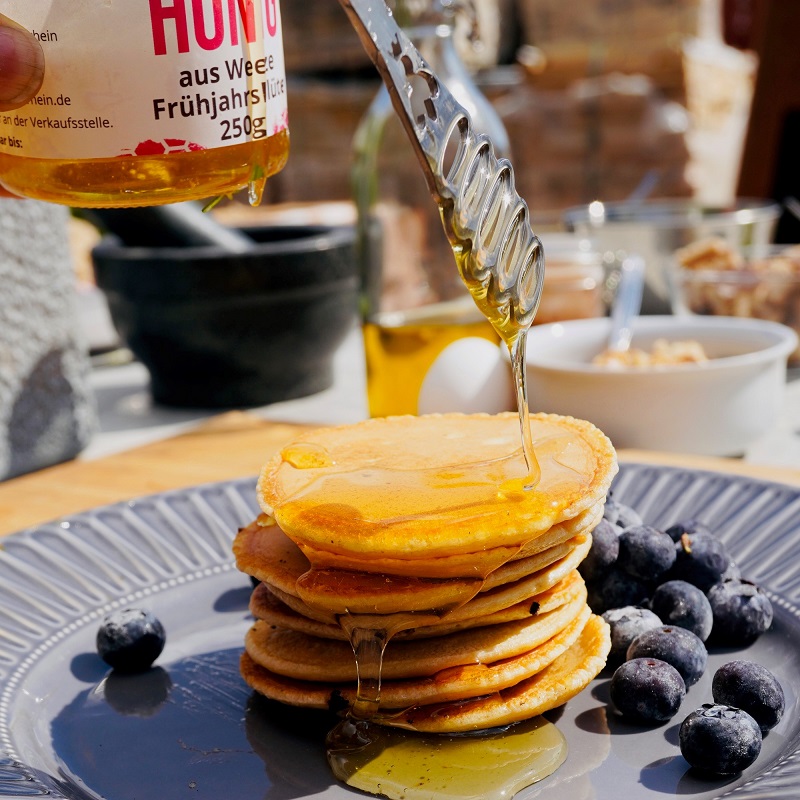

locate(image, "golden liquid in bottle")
[[0, 129, 289, 207], [363, 298, 500, 418]]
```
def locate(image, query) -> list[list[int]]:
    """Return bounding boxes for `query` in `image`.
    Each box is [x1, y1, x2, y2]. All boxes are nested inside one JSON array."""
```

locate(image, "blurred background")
[[245, 0, 785, 220], [7, 0, 800, 476]]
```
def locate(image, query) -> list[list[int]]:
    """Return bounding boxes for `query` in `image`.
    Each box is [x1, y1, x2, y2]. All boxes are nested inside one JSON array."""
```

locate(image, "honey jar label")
[[0, 0, 288, 160]]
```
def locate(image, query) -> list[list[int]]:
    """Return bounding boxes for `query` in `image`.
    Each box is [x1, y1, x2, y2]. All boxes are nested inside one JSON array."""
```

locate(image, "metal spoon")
[[606, 254, 645, 354]]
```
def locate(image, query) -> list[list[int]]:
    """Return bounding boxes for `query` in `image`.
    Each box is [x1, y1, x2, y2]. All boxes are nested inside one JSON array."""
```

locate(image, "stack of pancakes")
[[234, 412, 617, 733]]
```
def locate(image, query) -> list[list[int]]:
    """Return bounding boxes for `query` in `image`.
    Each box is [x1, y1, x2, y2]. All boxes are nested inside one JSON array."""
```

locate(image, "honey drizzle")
[[449, 245, 541, 492], [277, 111, 555, 790], [509, 331, 540, 489], [347, 626, 389, 720]]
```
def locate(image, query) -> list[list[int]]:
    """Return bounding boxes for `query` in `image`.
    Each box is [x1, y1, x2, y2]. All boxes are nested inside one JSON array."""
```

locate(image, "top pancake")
[[258, 412, 617, 564]]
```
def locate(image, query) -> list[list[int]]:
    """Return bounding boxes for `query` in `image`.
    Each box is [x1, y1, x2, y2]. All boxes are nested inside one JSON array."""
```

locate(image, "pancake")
[[241, 603, 592, 710], [257, 412, 617, 563], [239, 612, 610, 732], [249, 570, 585, 641], [294, 503, 603, 579], [237, 412, 616, 739], [260, 537, 591, 631], [233, 517, 593, 616], [245, 585, 588, 683], [392, 613, 611, 733]]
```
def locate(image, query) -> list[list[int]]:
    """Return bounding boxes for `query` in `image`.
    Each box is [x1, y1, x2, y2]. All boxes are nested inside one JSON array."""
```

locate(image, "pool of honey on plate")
[[327, 714, 567, 800]]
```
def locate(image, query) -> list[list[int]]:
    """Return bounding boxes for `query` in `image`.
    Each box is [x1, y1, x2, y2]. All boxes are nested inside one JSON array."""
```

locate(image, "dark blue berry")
[[665, 518, 711, 543], [718, 560, 742, 583], [97, 608, 166, 673], [610, 657, 686, 724], [712, 661, 785, 733], [650, 580, 713, 641], [670, 532, 732, 592], [627, 625, 707, 687], [679, 704, 762, 775], [586, 582, 605, 615], [603, 496, 643, 529], [602, 606, 663, 665], [617, 525, 676, 582], [591, 566, 651, 614], [707, 580, 773, 646], [579, 519, 620, 583]]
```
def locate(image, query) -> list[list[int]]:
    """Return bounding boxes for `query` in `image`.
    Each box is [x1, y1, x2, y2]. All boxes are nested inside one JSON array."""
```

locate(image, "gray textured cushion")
[[0, 200, 96, 480]]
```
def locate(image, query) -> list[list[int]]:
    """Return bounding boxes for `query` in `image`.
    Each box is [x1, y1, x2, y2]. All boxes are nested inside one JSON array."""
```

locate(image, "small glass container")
[[671, 243, 800, 365], [535, 234, 605, 325]]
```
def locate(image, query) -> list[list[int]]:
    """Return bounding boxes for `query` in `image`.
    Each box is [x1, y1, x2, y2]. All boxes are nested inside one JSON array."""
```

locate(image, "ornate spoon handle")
[[338, 0, 545, 337]]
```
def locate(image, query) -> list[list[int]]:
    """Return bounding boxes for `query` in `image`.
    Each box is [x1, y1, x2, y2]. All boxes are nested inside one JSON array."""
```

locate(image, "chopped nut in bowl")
[[671, 239, 800, 364], [592, 338, 708, 368]]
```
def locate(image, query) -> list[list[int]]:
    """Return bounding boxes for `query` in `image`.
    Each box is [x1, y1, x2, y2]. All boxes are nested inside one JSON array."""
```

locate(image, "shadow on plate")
[[51, 648, 338, 799]]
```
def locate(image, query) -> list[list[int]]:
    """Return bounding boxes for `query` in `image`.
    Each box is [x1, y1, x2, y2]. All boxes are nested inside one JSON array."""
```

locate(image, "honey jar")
[[0, 1, 289, 207]]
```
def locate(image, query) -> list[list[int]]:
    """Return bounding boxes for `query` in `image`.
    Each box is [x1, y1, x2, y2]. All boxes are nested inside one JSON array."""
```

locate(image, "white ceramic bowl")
[[524, 316, 798, 456]]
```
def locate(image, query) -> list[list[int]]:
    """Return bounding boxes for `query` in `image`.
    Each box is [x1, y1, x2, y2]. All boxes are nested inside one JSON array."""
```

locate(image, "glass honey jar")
[[0, 1, 289, 207]]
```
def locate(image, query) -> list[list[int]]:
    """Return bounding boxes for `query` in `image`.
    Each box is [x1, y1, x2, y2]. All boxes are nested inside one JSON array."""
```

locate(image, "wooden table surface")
[[2, 411, 800, 537]]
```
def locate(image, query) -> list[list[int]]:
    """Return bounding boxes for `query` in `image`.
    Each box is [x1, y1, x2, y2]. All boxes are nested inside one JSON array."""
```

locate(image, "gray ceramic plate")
[[1, 464, 800, 799]]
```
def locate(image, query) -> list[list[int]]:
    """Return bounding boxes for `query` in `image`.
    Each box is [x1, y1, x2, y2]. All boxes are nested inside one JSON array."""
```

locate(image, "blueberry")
[[665, 518, 712, 543], [97, 608, 166, 673], [718, 560, 742, 583], [602, 606, 663, 665], [610, 657, 686, 725], [617, 525, 676, 582], [670, 532, 732, 592], [590, 566, 651, 614], [707, 580, 773, 646], [712, 661, 785, 733], [679, 704, 762, 775], [579, 519, 620, 583], [603, 496, 643, 529], [650, 580, 713, 641], [627, 625, 707, 687]]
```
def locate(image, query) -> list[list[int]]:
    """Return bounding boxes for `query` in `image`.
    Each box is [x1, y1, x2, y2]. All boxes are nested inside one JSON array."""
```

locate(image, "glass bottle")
[[0, 1, 289, 207], [353, 0, 511, 417]]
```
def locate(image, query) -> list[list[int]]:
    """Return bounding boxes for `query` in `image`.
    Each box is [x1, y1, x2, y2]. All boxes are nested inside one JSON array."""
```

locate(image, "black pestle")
[[80, 201, 257, 252]]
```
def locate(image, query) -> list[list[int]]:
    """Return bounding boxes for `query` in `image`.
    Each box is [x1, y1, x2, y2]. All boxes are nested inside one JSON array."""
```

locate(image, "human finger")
[[0, 14, 45, 112]]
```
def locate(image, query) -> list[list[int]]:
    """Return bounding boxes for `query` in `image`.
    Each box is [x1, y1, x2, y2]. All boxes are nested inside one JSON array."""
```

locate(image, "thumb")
[[0, 14, 45, 112]]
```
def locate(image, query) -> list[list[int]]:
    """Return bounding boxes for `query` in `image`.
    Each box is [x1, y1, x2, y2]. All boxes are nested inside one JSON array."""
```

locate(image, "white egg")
[[418, 337, 514, 415]]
